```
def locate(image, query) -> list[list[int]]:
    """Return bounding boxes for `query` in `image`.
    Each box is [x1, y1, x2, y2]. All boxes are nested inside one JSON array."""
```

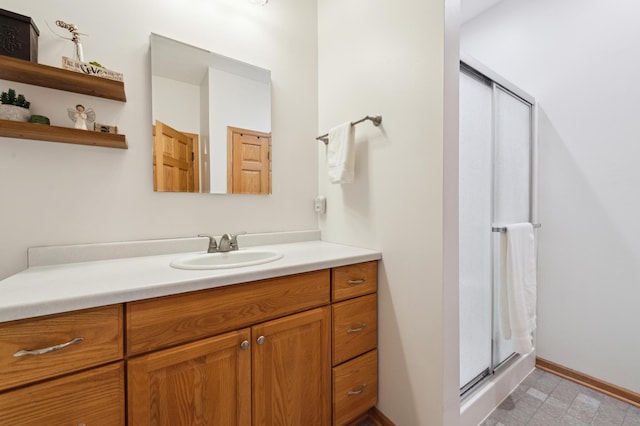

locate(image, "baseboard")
[[347, 412, 371, 425], [536, 357, 640, 407], [347, 407, 395, 426], [368, 407, 395, 425]]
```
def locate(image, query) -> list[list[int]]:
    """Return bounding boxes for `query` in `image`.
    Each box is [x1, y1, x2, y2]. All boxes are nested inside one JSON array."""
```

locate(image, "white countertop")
[[0, 235, 381, 323]]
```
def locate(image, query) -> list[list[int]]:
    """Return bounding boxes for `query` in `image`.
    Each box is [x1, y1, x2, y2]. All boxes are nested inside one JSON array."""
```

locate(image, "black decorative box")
[[0, 9, 39, 62]]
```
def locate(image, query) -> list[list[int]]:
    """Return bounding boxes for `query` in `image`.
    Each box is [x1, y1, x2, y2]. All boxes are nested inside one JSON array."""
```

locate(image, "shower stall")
[[458, 58, 537, 422]]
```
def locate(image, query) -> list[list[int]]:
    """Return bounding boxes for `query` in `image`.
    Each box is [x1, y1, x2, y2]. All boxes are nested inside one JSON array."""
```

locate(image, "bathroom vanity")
[[0, 233, 381, 425]]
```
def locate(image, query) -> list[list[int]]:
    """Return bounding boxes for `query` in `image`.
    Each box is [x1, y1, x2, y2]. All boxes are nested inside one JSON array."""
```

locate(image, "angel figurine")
[[67, 104, 95, 130]]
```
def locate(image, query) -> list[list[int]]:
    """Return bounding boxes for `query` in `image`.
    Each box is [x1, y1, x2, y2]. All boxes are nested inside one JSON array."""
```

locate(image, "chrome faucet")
[[198, 234, 218, 253], [217, 232, 246, 252], [198, 232, 246, 253], [218, 234, 233, 252]]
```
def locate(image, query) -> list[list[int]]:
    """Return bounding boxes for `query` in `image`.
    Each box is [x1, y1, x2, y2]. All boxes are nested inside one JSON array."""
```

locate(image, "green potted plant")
[[0, 89, 32, 122]]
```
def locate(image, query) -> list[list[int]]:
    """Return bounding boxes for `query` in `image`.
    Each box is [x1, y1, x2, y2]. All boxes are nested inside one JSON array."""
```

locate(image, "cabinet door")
[[128, 328, 251, 426], [252, 306, 331, 425], [0, 362, 124, 426]]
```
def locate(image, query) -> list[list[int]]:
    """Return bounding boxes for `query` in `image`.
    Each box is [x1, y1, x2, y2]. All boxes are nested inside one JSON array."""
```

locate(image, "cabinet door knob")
[[256, 335, 266, 345], [347, 278, 366, 285], [347, 383, 368, 396], [240, 340, 250, 350], [13, 337, 84, 357], [347, 323, 367, 334]]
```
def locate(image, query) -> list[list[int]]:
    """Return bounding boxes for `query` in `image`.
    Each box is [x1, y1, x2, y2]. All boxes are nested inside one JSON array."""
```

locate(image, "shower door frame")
[[459, 57, 538, 398]]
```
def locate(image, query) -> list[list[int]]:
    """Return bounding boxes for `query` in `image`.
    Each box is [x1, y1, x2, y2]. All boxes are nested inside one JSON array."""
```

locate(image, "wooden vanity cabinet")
[[331, 261, 379, 426], [126, 270, 332, 425], [126, 262, 378, 425], [0, 260, 378, 425], [0, 305, 125, 425], [128, 307, 332, 426]]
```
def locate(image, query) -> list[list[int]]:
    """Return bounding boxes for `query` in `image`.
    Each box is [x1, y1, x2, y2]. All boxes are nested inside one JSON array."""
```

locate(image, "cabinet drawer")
[[332, 294, 377, 366], [127, 269, 330, 355], [332, 261, 377, 302], [0, 304, 123, 391], [0, 362, 125, 425], [333, 349, 378, 426]]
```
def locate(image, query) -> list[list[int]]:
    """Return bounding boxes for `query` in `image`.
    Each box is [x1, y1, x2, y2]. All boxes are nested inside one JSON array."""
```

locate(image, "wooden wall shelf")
[[0, 119, 127, 149], [0, 56, 126, 102]]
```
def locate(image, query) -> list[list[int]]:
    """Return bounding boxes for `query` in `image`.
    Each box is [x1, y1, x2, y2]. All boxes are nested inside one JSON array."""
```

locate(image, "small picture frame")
[[94, 122, 118, 134]]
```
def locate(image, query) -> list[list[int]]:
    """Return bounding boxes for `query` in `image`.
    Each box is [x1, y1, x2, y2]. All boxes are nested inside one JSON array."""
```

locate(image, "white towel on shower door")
[[327, 122, 355, 184], [501, 223, 537, 354]]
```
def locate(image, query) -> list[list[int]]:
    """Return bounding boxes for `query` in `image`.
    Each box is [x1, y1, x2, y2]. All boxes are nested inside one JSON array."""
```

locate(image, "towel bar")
[[492, 223, 542, 233], [316, 115, 382, 144]]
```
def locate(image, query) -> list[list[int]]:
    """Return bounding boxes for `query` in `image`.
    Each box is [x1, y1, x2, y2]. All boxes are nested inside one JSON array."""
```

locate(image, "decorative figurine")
[[67, 104, 95, 130], [55, 20, 85, 61], [53, 19, 124, 82]]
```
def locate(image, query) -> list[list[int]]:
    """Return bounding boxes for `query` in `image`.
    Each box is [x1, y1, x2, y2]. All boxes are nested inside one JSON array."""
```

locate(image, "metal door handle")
[[347, 323, 367, 334], [13, 337, 84, 357], [347, 278, 366, 285], [257, 335, 266, 345], [240, 340, 250, 350], [347, 383, 368, 396]]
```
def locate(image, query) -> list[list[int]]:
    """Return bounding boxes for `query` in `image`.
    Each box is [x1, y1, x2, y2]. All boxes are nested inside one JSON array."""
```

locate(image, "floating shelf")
[[0, 56, 126, 102], [0, 119, 127, 149]]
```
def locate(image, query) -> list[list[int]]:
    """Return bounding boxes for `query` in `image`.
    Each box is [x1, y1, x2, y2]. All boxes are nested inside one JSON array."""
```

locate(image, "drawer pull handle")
[[347, 383, 368, 396], [347, 278, 366, 285], [13, 337, 84, 357], [347, 323, 367, 334]]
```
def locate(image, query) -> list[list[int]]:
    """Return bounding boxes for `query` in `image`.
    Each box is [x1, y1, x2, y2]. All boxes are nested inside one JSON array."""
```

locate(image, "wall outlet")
[[314, 195, 326, 214]]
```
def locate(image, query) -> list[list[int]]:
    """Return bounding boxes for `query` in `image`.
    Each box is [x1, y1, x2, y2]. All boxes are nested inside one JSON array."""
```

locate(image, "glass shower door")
[[459, 69, 493, 390], [492, 85, 532, 367], [459, 65, 534, 393]]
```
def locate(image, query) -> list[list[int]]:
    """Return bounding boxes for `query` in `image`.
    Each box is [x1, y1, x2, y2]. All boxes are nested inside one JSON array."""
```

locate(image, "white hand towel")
[[327, 122, 355, 184], [500, 223, 537, 354]]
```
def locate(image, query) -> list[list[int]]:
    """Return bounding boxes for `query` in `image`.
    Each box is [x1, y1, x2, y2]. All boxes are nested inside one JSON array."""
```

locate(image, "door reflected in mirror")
[[151, 34, 272, 194]]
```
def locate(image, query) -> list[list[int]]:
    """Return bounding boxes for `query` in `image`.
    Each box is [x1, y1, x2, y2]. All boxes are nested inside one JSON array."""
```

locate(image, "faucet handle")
[[229, 231, 246, 251], [198, 234, 218, 253]]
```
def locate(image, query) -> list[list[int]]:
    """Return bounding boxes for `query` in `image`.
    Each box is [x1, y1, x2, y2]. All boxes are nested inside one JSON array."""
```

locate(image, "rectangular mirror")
[[151, 34, 272, 194]]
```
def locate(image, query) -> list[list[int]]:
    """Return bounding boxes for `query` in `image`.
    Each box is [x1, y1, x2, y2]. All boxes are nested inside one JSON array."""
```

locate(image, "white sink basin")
[[170, 249, 283, 270]]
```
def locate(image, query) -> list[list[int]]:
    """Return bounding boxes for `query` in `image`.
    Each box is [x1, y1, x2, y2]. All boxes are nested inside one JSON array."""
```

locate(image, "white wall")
[[0, 0, 318, 280], [152, 76, 201, 134], [318, 0, 460, 424], [462, 0, 640, 393]]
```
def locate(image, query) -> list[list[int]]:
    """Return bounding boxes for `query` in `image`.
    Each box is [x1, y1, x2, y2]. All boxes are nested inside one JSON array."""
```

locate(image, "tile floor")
[[482, 368, 640, 426]]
